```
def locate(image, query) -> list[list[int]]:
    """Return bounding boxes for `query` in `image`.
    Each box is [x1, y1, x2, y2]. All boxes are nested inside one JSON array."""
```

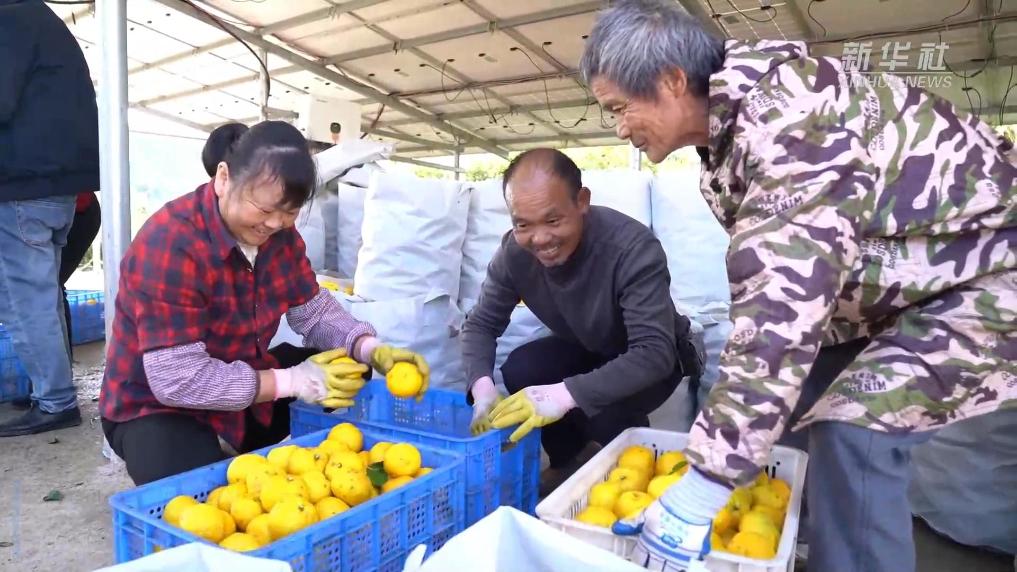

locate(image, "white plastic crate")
[[536, 428, 808, 572]]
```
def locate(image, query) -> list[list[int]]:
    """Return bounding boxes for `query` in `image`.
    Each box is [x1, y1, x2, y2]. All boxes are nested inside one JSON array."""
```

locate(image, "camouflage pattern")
[[685, 40, 1017, 485]]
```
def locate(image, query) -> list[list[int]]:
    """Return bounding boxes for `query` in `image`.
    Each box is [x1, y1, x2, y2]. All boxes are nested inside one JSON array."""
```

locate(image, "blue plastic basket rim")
[[108, 427, 466, 554]]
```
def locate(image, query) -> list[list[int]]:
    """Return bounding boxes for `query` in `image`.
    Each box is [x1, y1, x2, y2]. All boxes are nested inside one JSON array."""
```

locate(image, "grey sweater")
[[462, 206, 693, 415]]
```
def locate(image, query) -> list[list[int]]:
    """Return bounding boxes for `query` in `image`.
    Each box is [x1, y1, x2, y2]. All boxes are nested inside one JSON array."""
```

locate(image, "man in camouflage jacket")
[[582, 1, 1015, 571]]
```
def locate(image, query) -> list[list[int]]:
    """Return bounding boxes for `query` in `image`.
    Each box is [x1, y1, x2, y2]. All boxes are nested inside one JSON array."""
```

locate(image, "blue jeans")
[[0, 196, 77, 412]]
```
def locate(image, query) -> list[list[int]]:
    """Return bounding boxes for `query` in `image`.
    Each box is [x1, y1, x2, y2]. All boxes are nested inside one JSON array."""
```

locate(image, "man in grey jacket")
[[463, 148, 701, 491]]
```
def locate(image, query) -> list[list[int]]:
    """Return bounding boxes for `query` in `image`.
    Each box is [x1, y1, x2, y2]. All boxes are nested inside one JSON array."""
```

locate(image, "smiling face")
[[505, 166, 590, 268], [214, 162, 301, 247], [591, 71, 710, 163]]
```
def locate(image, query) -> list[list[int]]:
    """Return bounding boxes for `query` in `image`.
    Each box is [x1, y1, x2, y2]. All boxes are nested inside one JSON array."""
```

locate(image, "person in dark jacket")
[[463, 148, 702, 493], [0, 0, 99, 436]]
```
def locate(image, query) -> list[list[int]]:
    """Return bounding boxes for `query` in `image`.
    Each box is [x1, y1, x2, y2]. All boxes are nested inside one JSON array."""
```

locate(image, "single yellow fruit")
[[710, 530, 725, 551], [647, 473, 682, 499], [752, 485, 787, 512], [655, 451, 687, 476], [617, 446, 655, 475], [219, 509, 236, 537], [713, 507, 737, 535], [385, 362, 423, 398], [230, 497, 263, 532], [575, 506, 617, 528], [753, 504, 785, 529], [726, 531, 777, 559], [324, 450, 365, 480], [381, 475, 414, 493], [245, 464, 283, 497], [301, 471, 332, 504], [163, 495, 197, 527], [260, 475, 310, 512], [219, 532, 260, 552], [607, 466, 649, 493], [217, 482, 248, 513], [227, 454, 267, 485], [383, 443, 422, 477], [727, 487, 754, 519], [369, 442, 393, 465], [768, 479, 792, 506], [267, 498, 312, 540], [179, 503, 225, 543], [415, 467, 433, 477], [330, 470, 374, 506], [246, 514, 272, 546], [327, 423, 363, 453], [315, 497, 350, 520], [587, 482, 622, 510], [303, 503, 319, 525], [266, 445, 299, 471], [315, 440, 347, 458], [739, 511, 780, 549], [206, 486, 227, 509], [613, 490, 654, 519]]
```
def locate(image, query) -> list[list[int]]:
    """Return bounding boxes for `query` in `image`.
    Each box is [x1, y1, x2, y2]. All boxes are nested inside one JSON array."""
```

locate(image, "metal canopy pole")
[[96, 0, 131, 338], [258, 47, 269, 122], [454, 148, 462, 181], [630, 146, 642, 171]]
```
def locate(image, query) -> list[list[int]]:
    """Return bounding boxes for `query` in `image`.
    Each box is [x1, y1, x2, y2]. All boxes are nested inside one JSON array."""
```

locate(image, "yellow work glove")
[[489, 382, 577, 443], [369, 344, 430, 400], [311, 348, 369, 409]]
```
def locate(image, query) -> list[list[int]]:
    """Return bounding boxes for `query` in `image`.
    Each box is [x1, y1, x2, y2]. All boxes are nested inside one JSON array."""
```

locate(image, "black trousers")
[[501, 336, 679, 468], [102, 343, 317, 485], [59, 198, 101, 356]]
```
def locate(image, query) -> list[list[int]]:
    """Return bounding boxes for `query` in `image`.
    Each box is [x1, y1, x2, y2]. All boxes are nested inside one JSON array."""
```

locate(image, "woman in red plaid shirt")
[[99, 121, 428, 485]]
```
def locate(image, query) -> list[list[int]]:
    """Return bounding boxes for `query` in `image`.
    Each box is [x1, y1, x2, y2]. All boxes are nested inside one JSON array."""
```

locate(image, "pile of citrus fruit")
[[710, 472, 790, 559], [574, 445, 689, 528], [162, 423, 432, 552], [572, 445, 791, 561]]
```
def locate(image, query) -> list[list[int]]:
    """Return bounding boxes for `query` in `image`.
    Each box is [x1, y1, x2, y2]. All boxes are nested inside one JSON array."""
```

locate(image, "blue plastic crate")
[[290, 383, 541, 527], [0, 325, 30, 403], [109, 427, 466, 572], [66, 289, 105, 345]]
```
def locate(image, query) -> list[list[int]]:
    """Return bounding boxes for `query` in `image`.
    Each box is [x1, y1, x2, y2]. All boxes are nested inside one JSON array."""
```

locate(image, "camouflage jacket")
[[686, 40, 1017, 485]]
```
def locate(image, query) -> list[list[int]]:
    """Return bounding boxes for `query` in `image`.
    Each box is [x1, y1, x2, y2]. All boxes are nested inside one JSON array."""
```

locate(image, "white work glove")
[[272, 348, 368, 404], [469, 376, 504, 436], [614, 468, 732, 571]]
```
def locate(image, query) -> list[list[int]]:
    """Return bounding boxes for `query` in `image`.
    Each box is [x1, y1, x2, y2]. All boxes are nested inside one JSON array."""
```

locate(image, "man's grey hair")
[[580, 0, 724, 99]]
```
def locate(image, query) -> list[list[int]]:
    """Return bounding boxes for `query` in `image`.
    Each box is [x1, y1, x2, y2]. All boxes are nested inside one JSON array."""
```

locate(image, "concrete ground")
[[0, 342, 1012, 572]]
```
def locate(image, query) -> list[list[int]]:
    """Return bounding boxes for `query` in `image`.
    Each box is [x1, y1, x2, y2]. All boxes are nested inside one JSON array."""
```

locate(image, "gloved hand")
[[613, 468, 732, 571], [469, 376, 503, 436], [489, 382, 576, 442], [368, 344, 430, 400], [273, 348, 369, 406]]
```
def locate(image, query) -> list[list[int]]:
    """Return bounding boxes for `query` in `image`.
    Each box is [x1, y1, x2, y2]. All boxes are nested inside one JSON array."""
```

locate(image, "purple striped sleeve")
[[143, 342, 258, 411], [287, 289, 377, 355]]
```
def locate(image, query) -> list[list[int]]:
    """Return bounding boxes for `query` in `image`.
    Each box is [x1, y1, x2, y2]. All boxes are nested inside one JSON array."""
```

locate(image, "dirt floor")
[[0, 341, 1013, 572]]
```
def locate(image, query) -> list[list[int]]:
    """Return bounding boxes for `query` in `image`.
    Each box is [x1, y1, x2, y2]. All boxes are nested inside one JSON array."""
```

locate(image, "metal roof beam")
[[128, 0, 388, 76], [131, 103, 212, 133], [154, 0, 511, 158], [326, 2, 604, 65], [389, 155, 464, 173], [377, 97, 597, 128], [370, 129, 459, 151]]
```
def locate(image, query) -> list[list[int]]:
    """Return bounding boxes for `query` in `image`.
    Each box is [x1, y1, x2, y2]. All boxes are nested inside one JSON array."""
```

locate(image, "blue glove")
[[613, 468, 732, 571]]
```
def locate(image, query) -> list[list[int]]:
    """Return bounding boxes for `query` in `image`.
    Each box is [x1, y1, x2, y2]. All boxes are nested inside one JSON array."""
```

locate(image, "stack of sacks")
[[582, 169, 654, 228], [459, 179, 550, 391], [350, 171, 471, 389]]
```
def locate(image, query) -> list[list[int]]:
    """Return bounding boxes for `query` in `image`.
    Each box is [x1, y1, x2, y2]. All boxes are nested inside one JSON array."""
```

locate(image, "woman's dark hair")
[[201, 122, 248, 177], [225, 120, 317, 209], [502, 148, 583, 201]]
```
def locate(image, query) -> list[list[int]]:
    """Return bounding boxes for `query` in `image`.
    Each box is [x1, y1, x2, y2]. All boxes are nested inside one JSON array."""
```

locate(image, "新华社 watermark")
[[842, 41, 954, 88]]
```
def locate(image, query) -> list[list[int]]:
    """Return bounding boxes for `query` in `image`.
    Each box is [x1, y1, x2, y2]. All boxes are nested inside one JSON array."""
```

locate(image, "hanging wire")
[[807, 0, 828, 37]]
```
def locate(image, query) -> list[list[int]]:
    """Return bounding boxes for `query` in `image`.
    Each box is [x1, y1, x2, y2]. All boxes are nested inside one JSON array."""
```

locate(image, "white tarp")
[[583, 169, 653, 227], [96, 544, 291, 572], [402, 507, 646, 572], [355, 172, 469, 301], [295, 195, 326, 271], [650, 170, 731, 318], [336, 182, 368, 279], [318, 189, 339, 272], [313, 139, 393, 187], [459, 179, 511, 305]]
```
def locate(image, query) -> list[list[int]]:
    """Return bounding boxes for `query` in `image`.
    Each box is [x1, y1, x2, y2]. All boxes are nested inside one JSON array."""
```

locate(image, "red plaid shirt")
[[99, 182, 318, 448]]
